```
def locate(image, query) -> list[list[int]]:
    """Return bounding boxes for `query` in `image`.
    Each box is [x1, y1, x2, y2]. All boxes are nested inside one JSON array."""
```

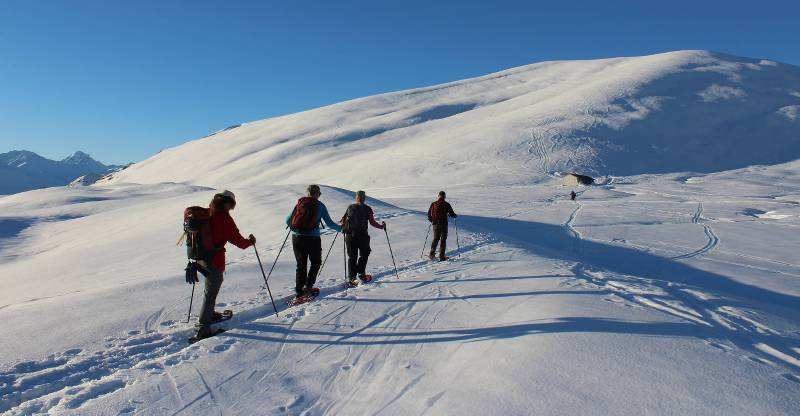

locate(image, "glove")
[[185, 262, 199, 284], [249, 234, 256, 244]]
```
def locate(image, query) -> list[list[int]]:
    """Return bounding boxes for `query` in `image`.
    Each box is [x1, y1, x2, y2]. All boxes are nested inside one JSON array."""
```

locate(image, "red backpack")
[[430, 200, 448, 223], [290, 197, 319, 232], [183, 206, 217, 261]]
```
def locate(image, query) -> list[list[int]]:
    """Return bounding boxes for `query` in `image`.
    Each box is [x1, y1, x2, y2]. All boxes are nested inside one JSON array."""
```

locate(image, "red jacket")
[[209, 208, 252, 272]]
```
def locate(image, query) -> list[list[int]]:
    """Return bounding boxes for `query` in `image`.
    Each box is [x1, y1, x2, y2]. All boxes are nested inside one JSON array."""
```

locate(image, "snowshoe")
[[193, 309, 233, 328], [347, 278, 360, 288], [359, 274, 373, 283], [188, 328, 226, 344], [288, 288, 320, 306], [212, 309, 233, 323]]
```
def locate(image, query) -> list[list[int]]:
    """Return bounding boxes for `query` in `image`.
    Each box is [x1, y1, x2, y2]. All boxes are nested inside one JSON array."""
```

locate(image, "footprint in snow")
[[164, 356, 182, 367], [212, 344, 233, 353]]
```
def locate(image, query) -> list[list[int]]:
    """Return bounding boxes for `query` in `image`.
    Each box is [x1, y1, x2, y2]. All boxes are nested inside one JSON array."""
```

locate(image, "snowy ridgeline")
[[103, 50, 800, 190], [0, 150, 122, 195], [0, 51, 799, 414]]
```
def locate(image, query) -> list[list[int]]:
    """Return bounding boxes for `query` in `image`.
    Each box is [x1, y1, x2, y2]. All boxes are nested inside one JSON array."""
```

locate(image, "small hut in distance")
[[562, 173, 595, 186]]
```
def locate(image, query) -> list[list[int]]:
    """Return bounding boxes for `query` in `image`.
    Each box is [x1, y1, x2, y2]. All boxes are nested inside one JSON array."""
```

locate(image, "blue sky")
[[1, 0, 798, 164]]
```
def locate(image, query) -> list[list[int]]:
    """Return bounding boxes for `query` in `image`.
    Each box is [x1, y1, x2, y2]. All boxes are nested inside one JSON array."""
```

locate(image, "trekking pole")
[[186, 282, 196, 323], [343, 235, 347, 280], [384, 228, 400, 279], [318, 232, 339, 278], [421, 223, 432, 258], [264, 230, 291, 285], [455, 217, 461, 258], [254, 242, 280, 318]]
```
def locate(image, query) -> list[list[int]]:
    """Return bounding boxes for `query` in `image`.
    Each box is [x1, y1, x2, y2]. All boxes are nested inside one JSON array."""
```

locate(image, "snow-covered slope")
[[3, 166, 800, 414], [107, 50, 800, 190], [0, 150, 121, 194], [1, 51, 799, 414]]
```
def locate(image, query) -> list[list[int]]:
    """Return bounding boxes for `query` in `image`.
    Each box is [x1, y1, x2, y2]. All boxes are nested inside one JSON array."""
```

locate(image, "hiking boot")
[[303, 287, 320, 297], [347, 278, 360, 288], [439, 255, 450, 261], [196, 326, 215, 338], [428, 253, 436, 260]]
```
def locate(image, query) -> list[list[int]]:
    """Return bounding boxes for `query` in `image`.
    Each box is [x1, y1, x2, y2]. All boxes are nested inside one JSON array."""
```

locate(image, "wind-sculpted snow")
[[105, 50, 800, 189]]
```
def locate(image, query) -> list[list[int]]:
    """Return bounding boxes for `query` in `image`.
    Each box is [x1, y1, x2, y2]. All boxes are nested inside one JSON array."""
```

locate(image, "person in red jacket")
[[196, 190, 255, 339]]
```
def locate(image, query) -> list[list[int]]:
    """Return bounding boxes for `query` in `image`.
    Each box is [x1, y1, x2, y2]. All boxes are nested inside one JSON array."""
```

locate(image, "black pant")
[[197, 262, 224, 331], [430, 223, 448, 258], [345, 234, 371, 279], [292, 235, 322, 295]]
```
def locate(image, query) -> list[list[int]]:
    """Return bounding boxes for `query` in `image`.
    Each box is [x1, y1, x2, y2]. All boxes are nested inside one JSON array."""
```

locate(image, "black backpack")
[[342, 204, 369, 235]]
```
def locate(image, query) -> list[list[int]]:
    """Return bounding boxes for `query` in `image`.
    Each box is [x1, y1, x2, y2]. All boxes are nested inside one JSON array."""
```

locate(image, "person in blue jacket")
[[285, 184, 342, 297]]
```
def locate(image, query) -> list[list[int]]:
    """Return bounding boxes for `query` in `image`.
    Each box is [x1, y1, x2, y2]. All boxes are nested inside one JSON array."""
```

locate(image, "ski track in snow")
[[673, 202, 720, 260], [527, 124, 556, 175], [559, 200, 800, 384]]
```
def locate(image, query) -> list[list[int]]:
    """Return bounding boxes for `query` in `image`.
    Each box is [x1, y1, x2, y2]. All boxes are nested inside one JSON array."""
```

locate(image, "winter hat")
[[212, 190, 237, 209], [217, 190, 236, 202]]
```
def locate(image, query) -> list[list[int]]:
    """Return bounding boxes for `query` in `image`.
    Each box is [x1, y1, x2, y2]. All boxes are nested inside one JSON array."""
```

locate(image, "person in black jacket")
[[427, 191, 457, 261], [342, 191, 386, 286]]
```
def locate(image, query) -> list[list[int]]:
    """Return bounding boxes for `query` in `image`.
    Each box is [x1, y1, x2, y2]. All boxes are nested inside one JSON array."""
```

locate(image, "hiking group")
[[182, 186, 458, 341]]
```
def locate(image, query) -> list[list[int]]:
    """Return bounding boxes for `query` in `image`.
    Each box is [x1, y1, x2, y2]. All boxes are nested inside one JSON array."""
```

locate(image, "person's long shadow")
[[325, 289, 609, 303], [378, 274, 574, 290], [225, 317, 791, 350]]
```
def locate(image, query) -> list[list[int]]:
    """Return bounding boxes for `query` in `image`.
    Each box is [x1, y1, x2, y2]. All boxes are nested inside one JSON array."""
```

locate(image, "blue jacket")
[[285, 200, 342, 236]]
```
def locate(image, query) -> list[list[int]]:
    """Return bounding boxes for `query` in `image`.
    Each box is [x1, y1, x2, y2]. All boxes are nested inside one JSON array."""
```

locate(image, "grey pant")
[[346, 234, 371, 279], [197, 262, 224, 330], [430, 223, 448, 258]]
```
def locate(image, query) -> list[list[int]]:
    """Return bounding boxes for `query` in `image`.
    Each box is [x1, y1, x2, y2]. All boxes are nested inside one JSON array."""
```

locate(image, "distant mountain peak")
[[62, 151, 99, 165], [0, 149, 119, 195]]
